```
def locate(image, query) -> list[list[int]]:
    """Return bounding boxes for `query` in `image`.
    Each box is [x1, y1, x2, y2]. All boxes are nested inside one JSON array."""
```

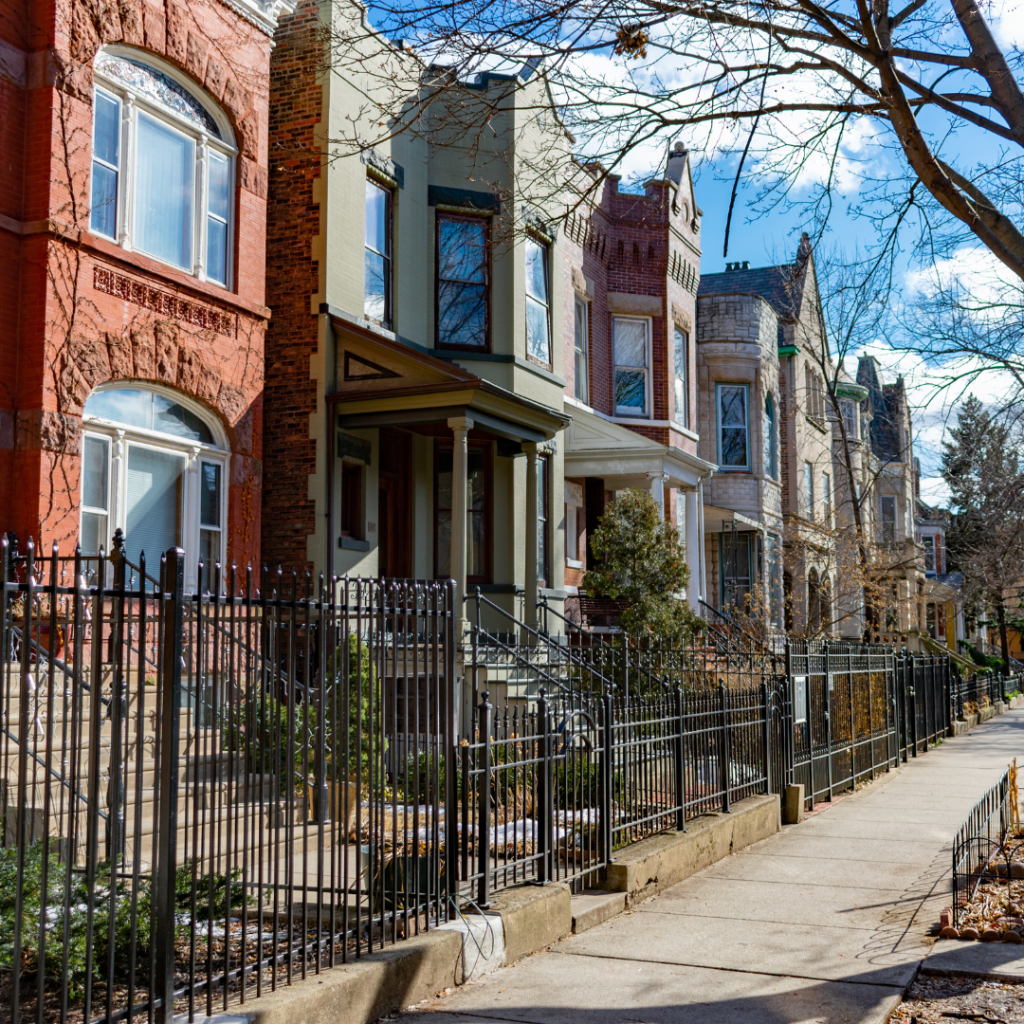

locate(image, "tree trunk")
[[997, 599, 1011, 669]]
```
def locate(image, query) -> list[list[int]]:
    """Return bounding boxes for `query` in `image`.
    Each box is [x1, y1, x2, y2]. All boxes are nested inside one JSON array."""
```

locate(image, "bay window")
[[764, 394, 777, 479], [880, 495, 897, 544], [90, 49, 235, 287], [613, 317, 650, 417]]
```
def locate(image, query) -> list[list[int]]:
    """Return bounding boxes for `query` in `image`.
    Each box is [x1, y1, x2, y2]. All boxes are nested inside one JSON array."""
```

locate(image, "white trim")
[[611, 315, 651, 418], [92, 46, 236, 289], [85, 380, 230, 450]]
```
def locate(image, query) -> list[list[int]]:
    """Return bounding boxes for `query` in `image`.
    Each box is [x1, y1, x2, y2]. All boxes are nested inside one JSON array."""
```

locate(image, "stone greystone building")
[[561, 144, 714, 614], [697, 237, 837, 636]]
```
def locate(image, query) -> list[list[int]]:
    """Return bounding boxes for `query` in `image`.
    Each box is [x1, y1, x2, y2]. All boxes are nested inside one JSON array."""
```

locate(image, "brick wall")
[[0, 0, 273, 559], [261, 0, 322, 570]]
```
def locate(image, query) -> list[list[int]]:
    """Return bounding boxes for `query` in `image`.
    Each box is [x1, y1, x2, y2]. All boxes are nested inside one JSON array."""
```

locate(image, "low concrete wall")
[[603, 794, 780, 905], [242, 929, 463, 1024], [468, 882, 573, 965]]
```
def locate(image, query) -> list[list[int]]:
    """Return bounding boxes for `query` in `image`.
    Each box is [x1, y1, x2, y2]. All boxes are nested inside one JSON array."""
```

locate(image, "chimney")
[[725, 261, 750, 272]]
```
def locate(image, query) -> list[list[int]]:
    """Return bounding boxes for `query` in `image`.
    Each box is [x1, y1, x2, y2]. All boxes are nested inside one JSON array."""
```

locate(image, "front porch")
[[325, 324, 570, 635]]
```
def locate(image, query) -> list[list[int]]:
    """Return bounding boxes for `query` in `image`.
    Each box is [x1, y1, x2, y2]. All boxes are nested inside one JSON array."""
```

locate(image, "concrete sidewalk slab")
[[699, 851, 928, 889], [401, 950, 904, 1024], [637, 878, 917, 929], [922, 938, 1024, 981], [559, 909, 927, 986]]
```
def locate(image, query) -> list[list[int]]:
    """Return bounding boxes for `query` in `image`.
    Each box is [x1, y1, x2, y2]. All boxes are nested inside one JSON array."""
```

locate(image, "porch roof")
[[562, 404, 715, 489], [325, 316, 570, 443]]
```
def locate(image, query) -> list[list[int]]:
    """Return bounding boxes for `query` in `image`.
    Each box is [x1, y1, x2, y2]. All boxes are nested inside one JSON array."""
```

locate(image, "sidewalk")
[[393, 710, 1024, 1024]]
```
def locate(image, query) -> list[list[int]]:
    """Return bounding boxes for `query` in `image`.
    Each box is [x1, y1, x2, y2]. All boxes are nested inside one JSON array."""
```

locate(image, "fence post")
[[153, 547, 184, 1024], [719, 684, 731, 813], [760, 680, 770, 795], [537, 687, 553, 883], [784, 639, 795, 788], [674, 686, 686, 831], [908, 653, 918, 757], [601, 689, 614, 863], [477, 691, 492, 909], [824, 643, 833, 802]]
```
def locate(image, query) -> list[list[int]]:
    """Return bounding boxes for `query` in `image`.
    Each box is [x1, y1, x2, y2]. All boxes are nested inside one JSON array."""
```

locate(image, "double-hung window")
[[525, 237, 551, 363], [673, 327, 689, 428], [435, 444, 490, 582], [716, 384, 749, 470], [364, 178, 392, 326], [613, 317, 650, 417], [822, 472, 831, 526], [880, 495, 897, 544], [437, 214, 489, 349], [922, 534, 935, 572], [764, 394, 777, 479], [840, 399, 859, 440], [90, 50, 235, 287], [573, 297, 589, 403], [803, 462, 814, 515]]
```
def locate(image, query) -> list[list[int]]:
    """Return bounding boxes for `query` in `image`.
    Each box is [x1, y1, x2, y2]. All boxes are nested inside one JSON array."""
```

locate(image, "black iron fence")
[[6, 535, 1024, 1023], [457, 680, 777, 906], [952, 768, 1013, 926], [1, 539, 456, 1024]]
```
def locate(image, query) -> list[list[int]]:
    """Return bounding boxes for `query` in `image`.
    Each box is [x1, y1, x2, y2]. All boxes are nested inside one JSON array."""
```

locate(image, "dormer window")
[[89, 49, 236, 287]]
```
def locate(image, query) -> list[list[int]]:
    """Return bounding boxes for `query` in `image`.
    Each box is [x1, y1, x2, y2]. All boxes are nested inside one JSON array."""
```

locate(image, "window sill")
[[806, 415, 828, 434], [565, 558, 583, 569], [338, 536, 370, 551], [82, 229, 271, 319]]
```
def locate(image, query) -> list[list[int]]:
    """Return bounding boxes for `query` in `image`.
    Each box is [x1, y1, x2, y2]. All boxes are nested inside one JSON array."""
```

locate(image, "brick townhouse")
[[561, 143, 715, 614], [264, 0, 571, 638], [0, 0, 288, 587]]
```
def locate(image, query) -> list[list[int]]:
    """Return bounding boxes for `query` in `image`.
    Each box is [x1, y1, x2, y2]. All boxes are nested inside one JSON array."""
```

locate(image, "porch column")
[[523, 442, 539, 630], [685, 487, 702, 612], [448, 416, 473, 638], [648, 472, 667, 515]]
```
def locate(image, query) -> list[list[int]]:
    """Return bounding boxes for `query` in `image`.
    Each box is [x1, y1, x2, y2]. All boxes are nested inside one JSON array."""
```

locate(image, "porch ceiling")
[[703, 504, 765, 532]]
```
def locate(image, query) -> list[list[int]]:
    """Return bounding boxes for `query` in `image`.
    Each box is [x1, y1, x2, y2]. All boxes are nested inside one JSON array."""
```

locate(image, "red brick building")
[[562, 144, 714, 609], [0, 0, 287, 586]]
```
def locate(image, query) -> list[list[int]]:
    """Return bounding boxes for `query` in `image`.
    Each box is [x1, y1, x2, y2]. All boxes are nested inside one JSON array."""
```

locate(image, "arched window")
[[89, 48, 236, 287], [763, 394, 777, 479], [80, 385, 228, 590]]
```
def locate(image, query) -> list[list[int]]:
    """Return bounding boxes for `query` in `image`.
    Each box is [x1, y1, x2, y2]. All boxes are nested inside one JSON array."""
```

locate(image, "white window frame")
[[80, 384, 229, 592], [716, 383, 750, 471], [90, 46, 237, 287], [803, 461, 814, 515], [673, 326, 689, 428], [613, 316, 651, 418], [840, 398, 858, 440], [573, 295, 589, 404], [922, 534, 935, 572], [525, 236, 551, 365]]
